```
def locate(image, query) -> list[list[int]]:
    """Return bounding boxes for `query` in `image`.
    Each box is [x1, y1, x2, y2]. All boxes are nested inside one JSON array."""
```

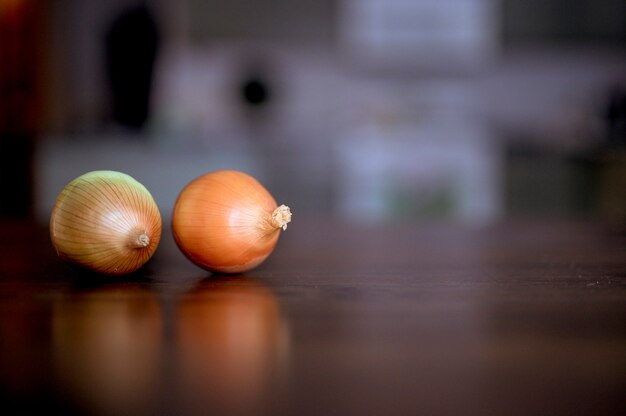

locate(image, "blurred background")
[[1, 0, 625, 226]]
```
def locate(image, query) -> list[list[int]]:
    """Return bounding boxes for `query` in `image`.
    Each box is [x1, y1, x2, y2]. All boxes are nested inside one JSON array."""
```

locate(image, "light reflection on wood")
[[176, 276, 290, 415], [52, 284, 162, 415]]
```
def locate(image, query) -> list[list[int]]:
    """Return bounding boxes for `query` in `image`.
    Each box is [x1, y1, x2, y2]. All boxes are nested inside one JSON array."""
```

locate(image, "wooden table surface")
[[1, 217, 625, 415]]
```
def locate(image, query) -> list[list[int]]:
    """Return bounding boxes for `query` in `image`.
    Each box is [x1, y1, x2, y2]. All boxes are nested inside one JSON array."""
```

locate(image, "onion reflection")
[[52, 284, 162, 415], [176, 276, 290, 415], [0, 284, 50, 402]]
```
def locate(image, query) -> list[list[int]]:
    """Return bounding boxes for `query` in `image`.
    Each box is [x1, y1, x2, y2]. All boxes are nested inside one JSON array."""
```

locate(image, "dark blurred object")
[[0, 134, 33, 217], [237, 62, 278, 133], [505, 145, 593, 218], [0, 1, 41, 218], [241, 76, 271, 107], [595, 147, 626, 229], [503, 0, 626, 45], [597, 84, 626, 228], [104, 4, 159, 130], [603, 84, 626, 145], [506, 142, 626, 229]]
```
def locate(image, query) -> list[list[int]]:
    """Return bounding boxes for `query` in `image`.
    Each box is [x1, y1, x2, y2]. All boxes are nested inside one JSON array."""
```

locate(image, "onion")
[[49, 170, 162, 275], [172, 170, 291, 273]]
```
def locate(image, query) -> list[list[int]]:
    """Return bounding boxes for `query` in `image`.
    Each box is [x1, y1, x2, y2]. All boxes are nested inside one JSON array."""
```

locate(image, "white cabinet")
[[340, 0, 499, 71]]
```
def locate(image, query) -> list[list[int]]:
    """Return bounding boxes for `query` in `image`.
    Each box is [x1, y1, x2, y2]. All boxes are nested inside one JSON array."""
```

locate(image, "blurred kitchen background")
[[1, 0, 625, 226]]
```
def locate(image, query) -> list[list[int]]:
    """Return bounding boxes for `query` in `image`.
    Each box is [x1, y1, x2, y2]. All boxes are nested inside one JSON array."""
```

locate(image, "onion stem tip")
[[272, 205, 292, 231], [136, 233, 150, 248]]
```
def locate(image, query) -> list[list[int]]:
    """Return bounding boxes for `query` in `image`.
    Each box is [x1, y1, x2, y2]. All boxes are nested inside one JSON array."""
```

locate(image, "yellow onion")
[[50, 171, 161, 275], [172, 170, 291, 273]]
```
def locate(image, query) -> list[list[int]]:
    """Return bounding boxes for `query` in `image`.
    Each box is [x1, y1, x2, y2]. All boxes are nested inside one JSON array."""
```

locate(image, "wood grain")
[[1, 217, 625, 415]]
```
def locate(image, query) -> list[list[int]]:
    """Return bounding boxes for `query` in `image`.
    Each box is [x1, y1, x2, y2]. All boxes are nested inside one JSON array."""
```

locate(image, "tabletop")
[[1, 217, 625, 415]]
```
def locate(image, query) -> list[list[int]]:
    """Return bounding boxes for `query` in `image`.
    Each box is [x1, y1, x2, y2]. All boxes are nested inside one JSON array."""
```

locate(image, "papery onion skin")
[[172, 170, 291, 273], [50, 171, 162, 275]]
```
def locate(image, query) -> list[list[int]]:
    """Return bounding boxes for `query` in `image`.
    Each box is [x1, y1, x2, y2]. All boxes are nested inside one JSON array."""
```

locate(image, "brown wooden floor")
[[1, 217, 625, 415]]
